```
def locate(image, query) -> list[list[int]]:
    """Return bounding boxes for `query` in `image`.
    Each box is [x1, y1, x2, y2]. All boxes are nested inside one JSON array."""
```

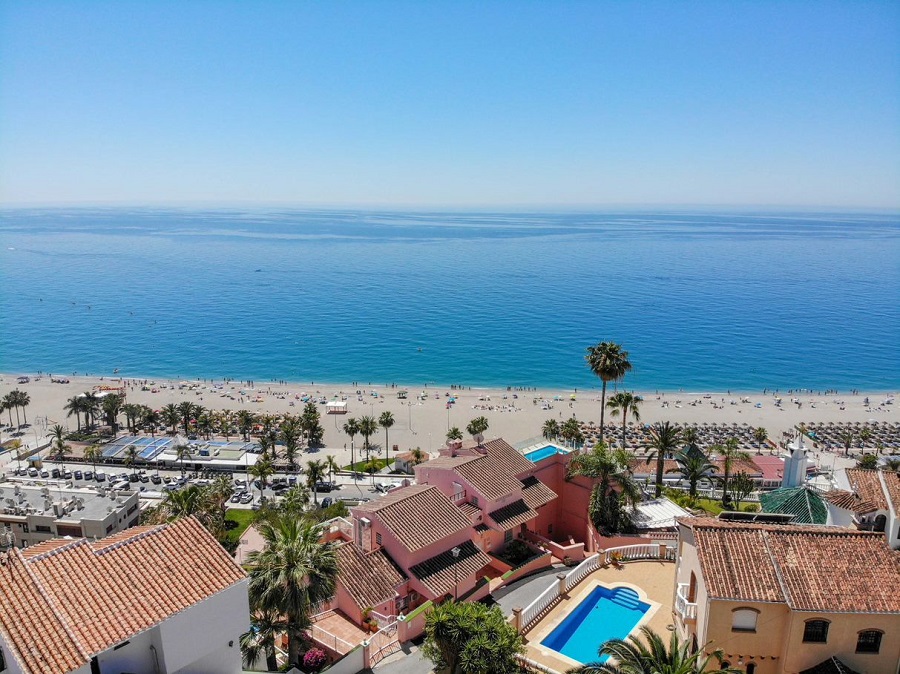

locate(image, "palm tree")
[[542, 419, 560, 441], [4, 392, 21, 428], [858, 426, 872, 453], [838, 428, 856, 457], [446, 426, 463, 442], [670, 450, 715, 497], [174, 443, 191, 477], [884, 457, 900, 472], [466, 416, 489, 445], [196, 410, 215, 440], [306, 459, 326, 506], [64, 396, 84, 431], [343, 417, 360, 468], [249, 457, 274, 503], [713, 437, 752, 507], [324, 455, 340, 482], [247, 515, 339, 666], [682, 426, 700, 450], [358, 415, 378, 462], [568, 625, 735, 674], [568, 445, 641, 535], [81, 391, 101, 429], [237, 409, 255, 442], [753, 426, 768, 454], [83, 444, 102, 476], [280, 416, 302, 472], [2, 396, 14, 428], [218, 410, 233, 441], [241, 608, 285, 672], [13, 390, 31, 426], [143, 407, 161, 437], [645, 421, 682, 498], [607, 391, 642, 451], [585, 341, 632, 444], [411, 447, 427, 466], [560, 417, 584, 449], [101, 393, 124, 433], [49, 424, 71, 465], [176, 401, 196, 436], [124, 445, 139, 476], [121, 403, 141, 434], [161, 403, 180, 435], [379, 411, 395, 452]]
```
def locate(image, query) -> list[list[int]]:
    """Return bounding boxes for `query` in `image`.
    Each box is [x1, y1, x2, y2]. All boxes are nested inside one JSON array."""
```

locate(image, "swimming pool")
[[541, 585, 650, 664], [524, 445, 568, 462]]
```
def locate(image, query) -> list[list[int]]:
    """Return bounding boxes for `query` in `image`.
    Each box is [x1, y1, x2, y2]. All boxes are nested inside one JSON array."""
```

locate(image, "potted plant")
[[610, 551, 624, 568]]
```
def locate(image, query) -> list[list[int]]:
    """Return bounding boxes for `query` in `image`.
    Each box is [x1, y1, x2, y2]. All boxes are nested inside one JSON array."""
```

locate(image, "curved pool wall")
[[541, 585, 650, 664]]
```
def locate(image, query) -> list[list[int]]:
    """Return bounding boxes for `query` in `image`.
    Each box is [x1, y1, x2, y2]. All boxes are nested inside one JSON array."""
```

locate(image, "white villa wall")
[[825, 502, 855, 528], [95, 625, 163, 673], [158, 579, 250, 674]]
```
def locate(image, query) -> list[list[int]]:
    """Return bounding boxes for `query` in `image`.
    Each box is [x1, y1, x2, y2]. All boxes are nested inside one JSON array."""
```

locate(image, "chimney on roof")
[[449, 439, 462, 456]]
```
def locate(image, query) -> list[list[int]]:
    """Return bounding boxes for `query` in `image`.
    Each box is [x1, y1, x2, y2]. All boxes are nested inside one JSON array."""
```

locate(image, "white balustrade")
[[521, 581, 561, 630], [675, 582, 697, 622], [564, 553, 601, 591]]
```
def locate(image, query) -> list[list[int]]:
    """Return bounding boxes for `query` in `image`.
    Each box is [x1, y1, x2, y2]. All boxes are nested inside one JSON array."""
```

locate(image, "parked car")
[[229, 493, 241, 503], [270, 483, 289, 493], [95, 472, 106, 482], [51, 468, 61, 479], [40, 470, 50, 478], [139, 474, 150, 483], [73, 470, 83, 480], [239, 492, 253, 504], [314, 481, 336, 493], [27, 467, 38, 477], [84, 470, 94, 481], [234, 479, 247, 488], [128, 473, 140, 483], [150, 475, 162, 485], [62, 470, 72, 479], [320, 497, 333, 509]]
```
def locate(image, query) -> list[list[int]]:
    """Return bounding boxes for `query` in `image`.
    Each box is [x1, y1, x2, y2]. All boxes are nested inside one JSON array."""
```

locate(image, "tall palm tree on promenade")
[[237, 410, 256, 442], [568, 445, 640, 535], [607, 391, 642, 451], [280, 416, 302, 472], [17, 390, 31, 426], [124, 445, 139, 476], [83, 444, 102, 477], [713, 437, 752, 507], [175, 443, 191, 477], [645, 421, 682, 498], [249, 457, 274, 503], [2, 396, 14, 427], [50, 425, 71, 465], [753, 426, 768, 454], [161, 404, 180, 435], [306, 459, 326, 506], [177, 401, 196, 436], [81, 391, 101, 429], [669, 450, 715, 497], [379, 411, 395, 452], [586, 342, 633, 445], [247, 515, 339, 667], [143, 407, 161, 437], [560, 417, 584, 449], [121, 403, 141, 434], [4, 392, 21, 428], [838, 428, 856, 457], [542, 419, 560, 441], [358, 416, 378, 462], [568, 625, 737, 674], [101, 393, 124, 433], [682, 426, 700, 450], [324, 455, 340, 482], [64, 396, 84, 431], [343, 417, 360, 468]]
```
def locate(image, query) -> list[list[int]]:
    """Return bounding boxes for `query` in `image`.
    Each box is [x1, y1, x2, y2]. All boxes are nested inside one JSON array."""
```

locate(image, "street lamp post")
[[451, 546, 461, 600]]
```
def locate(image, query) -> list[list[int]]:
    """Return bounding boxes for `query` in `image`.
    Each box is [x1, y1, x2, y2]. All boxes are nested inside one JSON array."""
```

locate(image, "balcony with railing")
[[675, 582, 697, 623]]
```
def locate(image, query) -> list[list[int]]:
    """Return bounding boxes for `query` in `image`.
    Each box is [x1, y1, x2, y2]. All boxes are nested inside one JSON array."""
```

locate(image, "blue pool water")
[[525, 445, 567, 462], [542, 585, 650, 664]]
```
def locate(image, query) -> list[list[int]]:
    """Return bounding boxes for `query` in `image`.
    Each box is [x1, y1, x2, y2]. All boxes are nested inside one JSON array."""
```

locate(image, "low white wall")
[[323, 645, 365, 674]]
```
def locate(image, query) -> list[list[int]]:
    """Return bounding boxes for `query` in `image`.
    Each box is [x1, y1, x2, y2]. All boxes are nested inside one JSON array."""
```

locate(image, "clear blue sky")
[[1, 1, 898, 208]]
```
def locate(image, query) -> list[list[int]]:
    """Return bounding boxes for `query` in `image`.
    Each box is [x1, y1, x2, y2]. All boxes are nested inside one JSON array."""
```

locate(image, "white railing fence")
[[368, 620, 399, 666], [675, 582, 697, 621], [521, 581, 562, 631], [310, 624, 357, 655], [564, 553, 601, 591], [603, 543, 675, 563]]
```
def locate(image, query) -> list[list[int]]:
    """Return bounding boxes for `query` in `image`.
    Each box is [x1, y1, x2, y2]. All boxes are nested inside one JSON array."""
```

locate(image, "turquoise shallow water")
[[0, 208, 897, 391], [542, 585, 650, 664]]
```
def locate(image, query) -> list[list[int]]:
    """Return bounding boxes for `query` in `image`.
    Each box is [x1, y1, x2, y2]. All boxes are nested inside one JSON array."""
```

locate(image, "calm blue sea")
[[0, 208, 897, 392]]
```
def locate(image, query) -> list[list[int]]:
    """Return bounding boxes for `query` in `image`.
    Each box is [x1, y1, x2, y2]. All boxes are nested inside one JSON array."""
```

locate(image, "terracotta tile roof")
[[844, 469, 889, 510], [880, 470, 900, 514], [629, 457, 681, 475], [335, 543, 405, 611], [683, 517, 900, 612], [631, 457, 762, 478], [354, 485, 471, 552], [520, 475, 556, 509], [408, 540, 492, 597], [0, 517, 246, 674], [480, 438, 535, 475], [457, 502, 482, 519], [489, 499, 538, 529], [455, 456, 524, 501], [821, 489, 879, 515]]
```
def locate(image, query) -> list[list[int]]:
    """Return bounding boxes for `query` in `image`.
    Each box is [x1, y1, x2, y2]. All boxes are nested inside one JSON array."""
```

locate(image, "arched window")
[[746, 664, 757, 674], [856, 630, 883, 654], [732, 608, 759, 632], [803, 619, 830, 643]]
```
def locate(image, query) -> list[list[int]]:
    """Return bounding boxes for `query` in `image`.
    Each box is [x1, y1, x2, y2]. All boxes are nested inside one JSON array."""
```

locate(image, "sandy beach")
[[1, 372, 895, 469]]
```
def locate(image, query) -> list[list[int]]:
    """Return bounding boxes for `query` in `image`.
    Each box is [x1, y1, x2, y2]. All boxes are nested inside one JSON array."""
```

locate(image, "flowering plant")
[[303, 647, 328, 672]]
